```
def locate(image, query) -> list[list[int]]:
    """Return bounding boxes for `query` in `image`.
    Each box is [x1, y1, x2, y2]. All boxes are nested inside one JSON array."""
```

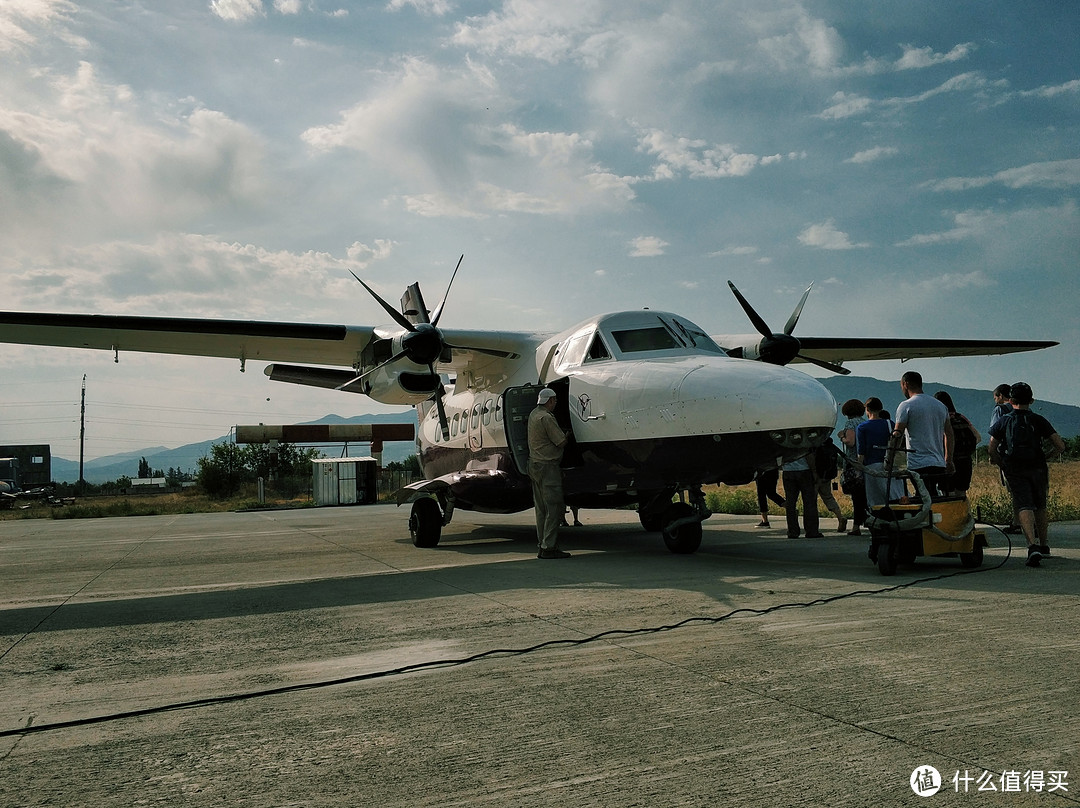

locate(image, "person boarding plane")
[[0, 262, 1056, 553]]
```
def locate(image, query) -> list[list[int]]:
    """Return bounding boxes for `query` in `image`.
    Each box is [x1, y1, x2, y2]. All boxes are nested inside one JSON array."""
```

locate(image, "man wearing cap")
[[529, 388, 571, 559], [988, 382, 1065, 567]]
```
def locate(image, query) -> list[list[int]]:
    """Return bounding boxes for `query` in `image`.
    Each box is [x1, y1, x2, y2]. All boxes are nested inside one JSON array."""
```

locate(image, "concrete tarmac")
[[0, 506, 1077, 807]]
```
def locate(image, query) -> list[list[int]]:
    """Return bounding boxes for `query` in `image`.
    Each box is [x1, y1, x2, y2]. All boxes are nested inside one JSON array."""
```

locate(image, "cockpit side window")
[[585, 333, 611, 361], [611, 326, 680, 353]]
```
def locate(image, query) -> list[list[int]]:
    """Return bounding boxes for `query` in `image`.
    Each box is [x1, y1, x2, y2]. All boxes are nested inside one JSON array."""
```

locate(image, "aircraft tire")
[[661, 503, 702, 554], [876, 541, 897, 576], [410, 497, 442, 548]]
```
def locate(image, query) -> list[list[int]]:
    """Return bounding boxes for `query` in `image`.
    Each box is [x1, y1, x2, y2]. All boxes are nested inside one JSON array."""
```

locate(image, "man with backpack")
[[988, 382, 1066, 567]]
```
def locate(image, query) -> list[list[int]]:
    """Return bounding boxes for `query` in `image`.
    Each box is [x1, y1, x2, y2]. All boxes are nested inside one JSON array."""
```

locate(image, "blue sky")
[[1, 0, 1077, 461]]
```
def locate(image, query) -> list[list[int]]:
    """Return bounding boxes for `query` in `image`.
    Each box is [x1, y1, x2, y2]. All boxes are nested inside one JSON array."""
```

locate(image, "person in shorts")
[[988, 382, 1065, 567]]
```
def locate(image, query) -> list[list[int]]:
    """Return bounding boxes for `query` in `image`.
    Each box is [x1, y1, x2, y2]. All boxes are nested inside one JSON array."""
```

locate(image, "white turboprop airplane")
[[0, 265, 1056, 553]]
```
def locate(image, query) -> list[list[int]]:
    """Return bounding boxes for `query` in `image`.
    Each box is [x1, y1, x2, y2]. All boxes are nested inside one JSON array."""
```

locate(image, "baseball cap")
[[537, 388, 557, 404]]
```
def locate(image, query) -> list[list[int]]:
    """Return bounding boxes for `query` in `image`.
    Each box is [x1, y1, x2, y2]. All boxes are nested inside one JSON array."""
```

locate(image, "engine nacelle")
[[360, 361, 441, 405]]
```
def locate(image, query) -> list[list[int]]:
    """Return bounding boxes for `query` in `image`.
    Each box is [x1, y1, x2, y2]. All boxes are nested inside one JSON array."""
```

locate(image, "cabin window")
[[471, 403, 481, 430], [482, 398, 493, 426], [611, 326, 680, 353], [452, 413, 461, 437], [494, 396, 504, 423]]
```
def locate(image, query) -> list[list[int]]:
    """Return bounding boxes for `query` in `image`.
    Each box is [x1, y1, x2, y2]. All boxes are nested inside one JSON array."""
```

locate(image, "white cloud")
[[1018, 79, 1080, 99], [797, 220, 868, 250], [924, 159, 1080, 193], [3, 234, 394, 319], [386, 0, 453, 15], [0, 62, 267, 251], [210, 0, 264, 22], [895, 42, 974, 70], [710, 246, 759, 257], [818, 91, 873, 120], [846, 146, 899, 164], [887, 71, 1005, 107], [302, 60, 635, 217], [0, 0, 76, 51], [638, 129, 765, 179], [451, 0, 605, 64], [756, 9, 844, 72], [629, 235, 668, 257]]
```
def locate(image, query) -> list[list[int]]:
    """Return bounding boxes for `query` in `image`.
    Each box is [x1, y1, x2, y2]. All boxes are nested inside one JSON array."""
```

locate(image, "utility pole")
[[79, 374, 86, 493]]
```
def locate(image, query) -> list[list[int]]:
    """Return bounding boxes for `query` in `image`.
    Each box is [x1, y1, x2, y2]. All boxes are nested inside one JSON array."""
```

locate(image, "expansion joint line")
[[0, 516, 182, 665]]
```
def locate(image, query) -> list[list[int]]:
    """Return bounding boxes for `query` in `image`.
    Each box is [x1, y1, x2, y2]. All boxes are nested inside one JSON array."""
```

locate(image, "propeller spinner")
[[727, 280, 850, 375]]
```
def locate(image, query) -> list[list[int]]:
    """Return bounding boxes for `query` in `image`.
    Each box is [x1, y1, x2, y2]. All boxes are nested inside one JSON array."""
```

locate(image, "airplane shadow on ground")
[[0, 519, 1073, 638]]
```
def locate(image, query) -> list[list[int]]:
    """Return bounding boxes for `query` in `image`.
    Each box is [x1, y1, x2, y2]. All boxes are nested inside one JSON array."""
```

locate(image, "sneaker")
[[847, 527, 862, 537], [1040, 544, 1051, 556], [537, 548, 571, 559], [837, 518, 848, 533], [1026, 546, 1042, 567], [755, 520, 770, 528], [1005, 525, 1024, 535]]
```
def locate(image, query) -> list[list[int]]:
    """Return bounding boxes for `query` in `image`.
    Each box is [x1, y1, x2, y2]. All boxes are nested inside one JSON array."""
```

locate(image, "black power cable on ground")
[[0, 521, 1017, 741]]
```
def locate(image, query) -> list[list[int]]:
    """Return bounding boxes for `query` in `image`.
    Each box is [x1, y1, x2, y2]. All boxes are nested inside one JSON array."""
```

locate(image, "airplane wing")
[[711, 332, 1057, 367], [791, 336, 1058, 364], [0, 311, 540, 374]]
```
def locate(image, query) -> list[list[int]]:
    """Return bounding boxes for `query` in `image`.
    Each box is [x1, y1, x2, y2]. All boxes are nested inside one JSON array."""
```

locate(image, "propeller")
[[342, 256, 506, 440], [727, 280, 850, 375]]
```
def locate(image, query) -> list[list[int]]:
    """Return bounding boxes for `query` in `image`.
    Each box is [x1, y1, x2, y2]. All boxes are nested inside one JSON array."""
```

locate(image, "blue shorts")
[[1003, 466, 1049, 511]]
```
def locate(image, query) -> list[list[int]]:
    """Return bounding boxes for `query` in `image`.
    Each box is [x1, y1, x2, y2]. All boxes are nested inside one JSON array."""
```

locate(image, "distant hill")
[[48, 378, 1079, 484], [820, 376, 1080, 441], [51, 412, 419, 484]]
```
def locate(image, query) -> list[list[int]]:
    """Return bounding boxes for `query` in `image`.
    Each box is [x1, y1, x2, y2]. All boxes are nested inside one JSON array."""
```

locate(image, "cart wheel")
[[877, 542, 897, 576], [959, 544, 984, 568]]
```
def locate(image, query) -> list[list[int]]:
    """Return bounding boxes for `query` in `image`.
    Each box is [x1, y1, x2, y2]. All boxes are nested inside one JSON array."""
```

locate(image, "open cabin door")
[[503, 380, 572, 476], [504, 384, 539, 476]]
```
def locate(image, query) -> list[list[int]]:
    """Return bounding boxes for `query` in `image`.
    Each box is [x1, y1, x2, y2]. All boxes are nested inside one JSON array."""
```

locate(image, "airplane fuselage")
[[407, 310, 837, 516]]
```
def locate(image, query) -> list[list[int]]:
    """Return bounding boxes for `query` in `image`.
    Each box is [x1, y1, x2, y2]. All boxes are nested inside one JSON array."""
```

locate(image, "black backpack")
[[814, 439, 839, 480], [951, 412, 977, 456], [1002, 410, 1042, 465]]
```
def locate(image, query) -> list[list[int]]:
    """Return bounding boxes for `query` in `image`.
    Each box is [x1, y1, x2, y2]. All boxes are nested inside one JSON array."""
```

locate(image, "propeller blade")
[[430, 368, 450, 441], [783, 283, 814, 336], [349, 271, 415, 332], [727, 281, 772, 339], [798, 353, 851, 375], [430, 254, 464, 327]]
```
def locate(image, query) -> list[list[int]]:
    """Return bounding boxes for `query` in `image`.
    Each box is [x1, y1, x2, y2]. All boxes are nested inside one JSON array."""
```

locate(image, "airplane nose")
[[674, 357, 838, 436]]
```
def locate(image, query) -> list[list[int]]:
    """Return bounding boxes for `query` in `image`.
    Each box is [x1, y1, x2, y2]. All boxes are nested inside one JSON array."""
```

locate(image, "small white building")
[[312, 457, 378, 506]]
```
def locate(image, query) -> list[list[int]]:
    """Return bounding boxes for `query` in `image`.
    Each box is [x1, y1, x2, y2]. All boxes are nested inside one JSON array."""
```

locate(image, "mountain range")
[[47, 377, 1078, 485]]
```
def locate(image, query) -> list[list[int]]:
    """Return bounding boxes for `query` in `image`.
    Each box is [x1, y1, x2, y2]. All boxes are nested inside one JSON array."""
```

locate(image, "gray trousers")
[[529, 459, 564, 550]]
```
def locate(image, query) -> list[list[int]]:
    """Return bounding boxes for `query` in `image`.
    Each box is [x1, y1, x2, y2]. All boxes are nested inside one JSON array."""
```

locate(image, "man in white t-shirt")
[[888, 371, 954, 498]]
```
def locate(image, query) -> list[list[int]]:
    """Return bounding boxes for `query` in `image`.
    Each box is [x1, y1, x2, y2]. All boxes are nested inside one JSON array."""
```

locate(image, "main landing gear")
[[639, 488, 710, 554], [409, 495, 451, 548]]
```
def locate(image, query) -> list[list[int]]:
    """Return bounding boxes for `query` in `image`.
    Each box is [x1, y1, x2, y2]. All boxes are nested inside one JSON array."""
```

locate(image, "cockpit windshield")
[[611, 326, 680, 353]]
